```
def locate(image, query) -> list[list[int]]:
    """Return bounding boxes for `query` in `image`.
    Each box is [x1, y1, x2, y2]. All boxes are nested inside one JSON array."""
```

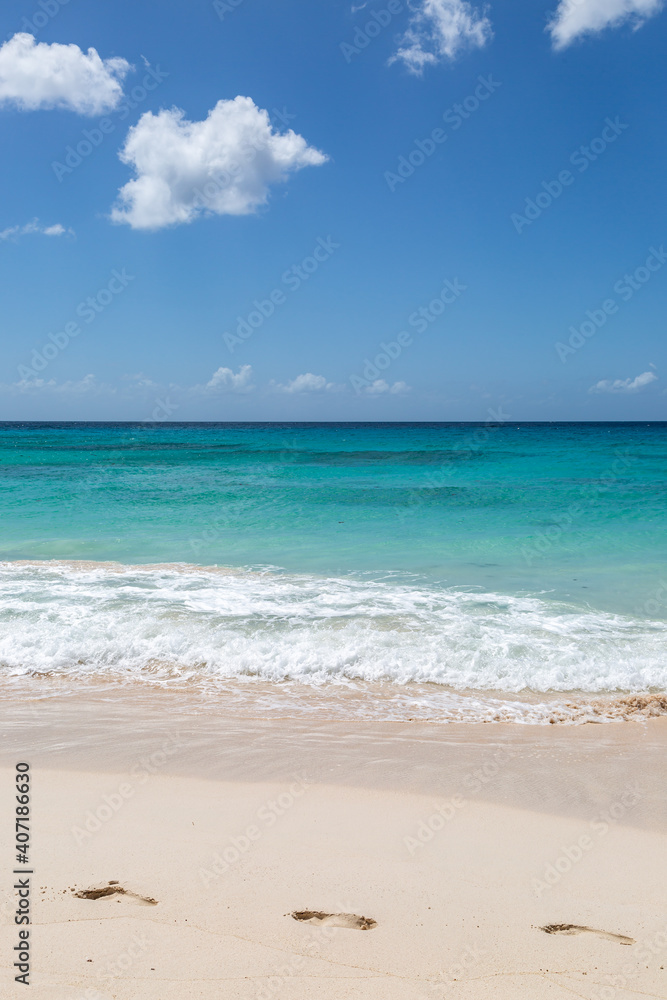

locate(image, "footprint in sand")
[[72, 882, 158, 905], [290, 910, 377, 930], [540, 923, 633, 945]]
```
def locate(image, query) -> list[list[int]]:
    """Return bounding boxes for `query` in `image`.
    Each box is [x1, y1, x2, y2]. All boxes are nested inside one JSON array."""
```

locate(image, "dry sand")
[[1, 690, 666, 999]]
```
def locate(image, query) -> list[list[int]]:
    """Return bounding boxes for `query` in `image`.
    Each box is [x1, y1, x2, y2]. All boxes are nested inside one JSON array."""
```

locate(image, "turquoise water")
[[1, 422, 665, 611], [1, 422, 666, 717]]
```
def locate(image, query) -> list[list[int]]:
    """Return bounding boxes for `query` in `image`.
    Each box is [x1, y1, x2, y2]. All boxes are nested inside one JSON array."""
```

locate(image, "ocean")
[[1, 421, 666, 723]]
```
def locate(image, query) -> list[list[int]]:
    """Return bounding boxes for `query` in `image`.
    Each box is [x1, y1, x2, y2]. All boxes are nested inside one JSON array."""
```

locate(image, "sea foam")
[[1, 561, 665, 702]]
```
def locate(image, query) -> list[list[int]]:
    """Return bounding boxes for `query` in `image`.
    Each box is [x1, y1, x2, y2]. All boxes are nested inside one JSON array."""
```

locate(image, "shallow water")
[[1, 422, 665, 722]]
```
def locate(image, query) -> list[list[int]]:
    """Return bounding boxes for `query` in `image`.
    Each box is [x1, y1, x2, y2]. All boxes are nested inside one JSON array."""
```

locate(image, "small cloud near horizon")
[[204, 364, 254, 393], [589, 370, 658, 394], [364, 379, 411, 395], [0, 219, 74, 242], [272, 373, 342, 394]]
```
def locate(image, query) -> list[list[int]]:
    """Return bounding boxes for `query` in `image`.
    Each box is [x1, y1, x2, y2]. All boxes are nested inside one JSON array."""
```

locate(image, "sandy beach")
[[1, 689, 666, 999]]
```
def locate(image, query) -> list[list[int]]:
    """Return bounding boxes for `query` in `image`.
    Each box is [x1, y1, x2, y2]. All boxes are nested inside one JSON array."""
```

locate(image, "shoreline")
[[2, 673, 667, 727], [3, 683, 667, 804], [2, 559, 665, 724]]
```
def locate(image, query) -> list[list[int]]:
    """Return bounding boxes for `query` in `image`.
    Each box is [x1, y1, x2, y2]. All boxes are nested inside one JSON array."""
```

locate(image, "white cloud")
[[589, 370, 658, 394], [3, 374, 109, 395], [1, 368, 415, 404], [122, 373, 160, 390], [389, 0, 492, 74], [0, 33, 130, 115], [364, 379, 411, 395], [52, 374, 102, 394], [274, 372, 341, 394], [204, 364, 254, 393], [2, 367, 255, 401], [0, 219, 74, 241], [110, 97, 328, 230], [548, 0, 665, 49]]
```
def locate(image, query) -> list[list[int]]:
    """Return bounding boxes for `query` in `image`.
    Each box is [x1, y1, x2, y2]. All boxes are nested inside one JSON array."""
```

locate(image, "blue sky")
[[0, 0, 665, 420]]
